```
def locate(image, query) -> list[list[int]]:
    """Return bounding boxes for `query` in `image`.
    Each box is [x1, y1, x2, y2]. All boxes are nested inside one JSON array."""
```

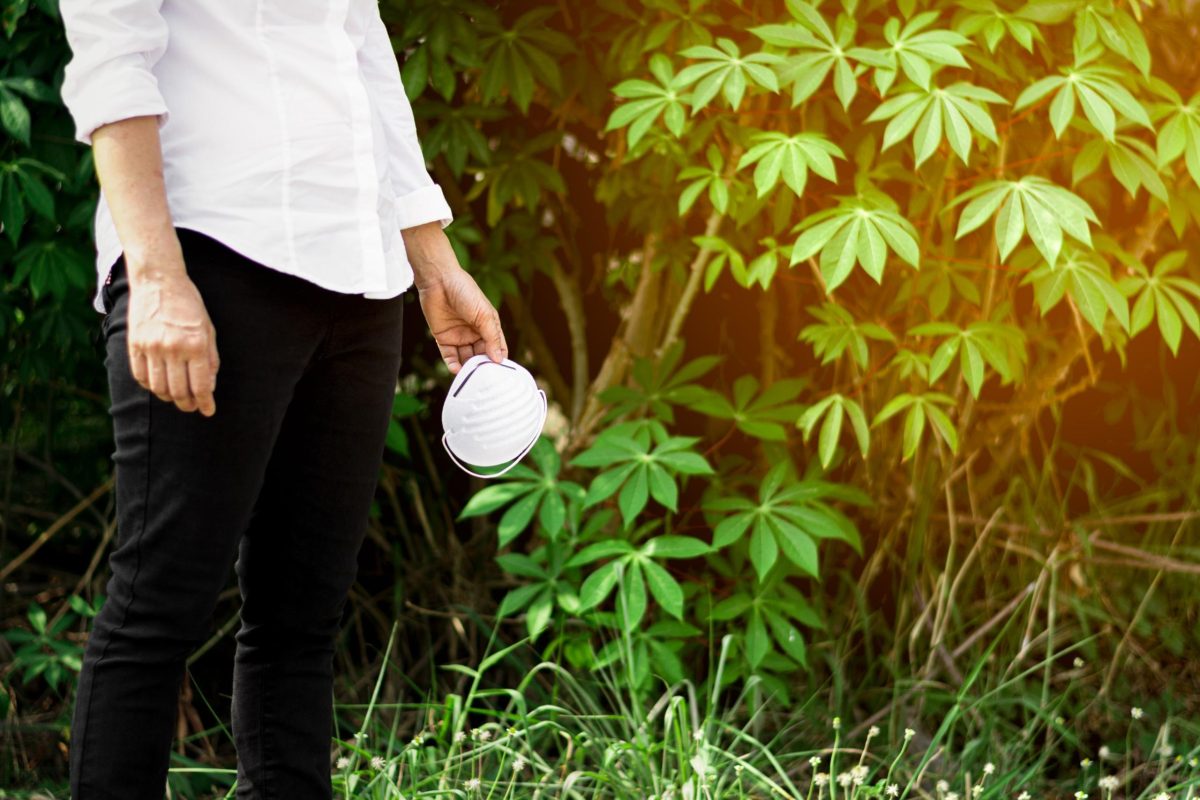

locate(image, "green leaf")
[[0, 86, 30, 146], [617, 465, 649, 527], [745, 610, 770, 668], [643, 559, 684, 619], [749, 520, 780, 581], [497, 490, 542, 546], [579, 561, 622, 610]]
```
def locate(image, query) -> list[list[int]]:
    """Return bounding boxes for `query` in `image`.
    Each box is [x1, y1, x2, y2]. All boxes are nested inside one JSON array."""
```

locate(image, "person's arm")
[[357, 2, 507, 373], [60, 0, 219, 415], [91, 119, 220, 416]]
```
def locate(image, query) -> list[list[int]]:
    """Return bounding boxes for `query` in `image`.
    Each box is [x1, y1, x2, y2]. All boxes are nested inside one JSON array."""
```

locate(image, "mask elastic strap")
[[442, 389, 547, 479]]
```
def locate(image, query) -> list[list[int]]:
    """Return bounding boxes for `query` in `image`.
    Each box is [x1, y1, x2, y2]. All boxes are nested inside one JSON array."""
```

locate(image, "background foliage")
[[3, 0, 1200, 795]]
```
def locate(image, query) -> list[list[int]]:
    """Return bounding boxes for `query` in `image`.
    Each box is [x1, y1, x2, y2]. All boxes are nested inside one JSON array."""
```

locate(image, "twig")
[[0, 476, 113, 583]]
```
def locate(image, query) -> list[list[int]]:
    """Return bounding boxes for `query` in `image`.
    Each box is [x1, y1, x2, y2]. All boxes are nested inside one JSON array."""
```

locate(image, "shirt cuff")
[[393, 184, 453, 230], [67, 59, 169, 146]]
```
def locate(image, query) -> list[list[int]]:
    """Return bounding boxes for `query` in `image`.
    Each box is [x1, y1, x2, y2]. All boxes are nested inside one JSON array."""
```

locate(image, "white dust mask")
[[441, 354, 547, 479]]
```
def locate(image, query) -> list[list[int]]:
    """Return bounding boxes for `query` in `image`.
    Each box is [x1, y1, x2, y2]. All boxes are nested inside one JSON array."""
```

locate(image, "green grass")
[[123, 612, 1199, 800]]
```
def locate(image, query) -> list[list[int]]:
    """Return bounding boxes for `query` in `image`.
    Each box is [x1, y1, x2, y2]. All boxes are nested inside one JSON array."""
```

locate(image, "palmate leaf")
[[477, 7, 571, 112], [1013, 61, 1152, 142], [0, 157, 63, 246], [1118, 251, 1200, 355], [417, 102, 506, 176], [871, 391, 959, 460], [457, 437, 585, 545], [1154, 90, 1200, 187], [1074, 5, 1151, 77], [736, 130, 843, 198], [494, 541, 580, 638], [597, 338, 721, 424], [1072, 134, 1168, 201], [790, 192, 921, 292], [694, 234, 747, 293], [678, 374, 808, 441], [798, 301, 896, 369], [952, 176, 1099, 267], [678, 145, 730, 215], [676, 37, 782, 112], [908, 321, 1026, 398], [1018, 246, 1130, 335], [710, 577, 825, 669], [704, 461, 867, 582], [605, 53, 692, 149], [572, 420, 714, 528], [865, 81, 1007, 167], [570, 532, 710, 632], [878, 11, 972, 92], [958, 3, 1041, 53], [470, 131, 567, 226], [797, 392, 872, 468], [750, 3, 885, 109]]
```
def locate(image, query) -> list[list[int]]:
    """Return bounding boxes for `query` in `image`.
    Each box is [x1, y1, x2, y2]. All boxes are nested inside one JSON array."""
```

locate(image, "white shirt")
[[59, 0, 453, 315]]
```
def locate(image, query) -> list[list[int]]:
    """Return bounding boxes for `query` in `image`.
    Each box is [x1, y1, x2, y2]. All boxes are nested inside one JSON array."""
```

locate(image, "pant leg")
[[70, 228, 333, 800], [231, 288, 405, 799]]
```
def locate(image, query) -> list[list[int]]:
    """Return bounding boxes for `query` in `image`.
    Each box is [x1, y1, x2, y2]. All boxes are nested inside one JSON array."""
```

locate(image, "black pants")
[[70, 227, 406, 799]]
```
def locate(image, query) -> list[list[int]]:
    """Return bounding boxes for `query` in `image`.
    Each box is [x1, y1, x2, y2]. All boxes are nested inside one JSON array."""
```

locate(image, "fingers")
[[146, 354, 171, 403], [479, 310, 507, 364], [188, 356, 216, 417]]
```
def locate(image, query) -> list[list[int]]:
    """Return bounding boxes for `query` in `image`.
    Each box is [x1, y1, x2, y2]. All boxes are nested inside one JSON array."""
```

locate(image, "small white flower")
[[464, 777, 481, 791], [1131, 707, 1145, 720], [1153, 793, 1170, 800], [411, 733, 425, 747], [851, 765, 869, 785], [814, 773, 830, 787], [478, 729, 492, 742], [1098, 746, 1112, 760], [693, 728, 704, 742], [887, 784, 900, 797], [454, 730, 467, 743], [370, 755, 385, 770], [936, 780, 950, 794], [810, 756, 821, 768], [869, 725, 881, 737], [334, 756, 349, 769], [983, 763, 996, 775], [1075, 792, 1087, 800], [904, 728, 916, 741], [512, 756, 527, 774], [972, 785, 983, 798], [946, 792, 960, 800], [832, 717, 842, 731], [735, 764, 745, 775], [1018, 793, 1031, 800], [1158, 744, 1173, 758], [1073, 657, 1085, 668], [1081, 758, 1092, 768], [353, 731, 367, 741], [838, 772, 854, 788], [1098, 776, 1119, 791]]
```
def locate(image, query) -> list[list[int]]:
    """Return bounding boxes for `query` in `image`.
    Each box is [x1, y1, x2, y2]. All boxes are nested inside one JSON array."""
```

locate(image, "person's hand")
[[416, 266, 508, 375], [126, 268, 220, 416]]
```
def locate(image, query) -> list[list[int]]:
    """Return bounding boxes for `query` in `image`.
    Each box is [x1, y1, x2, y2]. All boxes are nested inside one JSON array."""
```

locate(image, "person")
[[57, 1, 507, 797]]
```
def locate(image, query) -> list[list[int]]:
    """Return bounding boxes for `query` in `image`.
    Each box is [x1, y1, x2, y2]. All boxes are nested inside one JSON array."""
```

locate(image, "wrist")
[[402, 221, 460, 290], [123, 231, 186, 287]]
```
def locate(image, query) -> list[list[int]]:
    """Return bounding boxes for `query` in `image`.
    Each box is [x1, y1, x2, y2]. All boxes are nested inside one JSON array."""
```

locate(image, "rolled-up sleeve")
[[356, 1, 453, 230], [59, 0, 170, 146]]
